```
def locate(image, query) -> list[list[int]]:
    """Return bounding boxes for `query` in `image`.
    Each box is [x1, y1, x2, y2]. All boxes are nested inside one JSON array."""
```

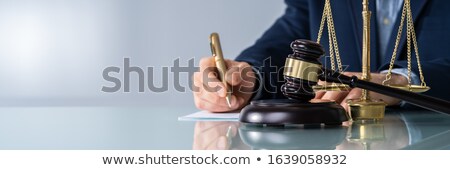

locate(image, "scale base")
[[347, 99, 386, 121], [239, 99, 349, 126]]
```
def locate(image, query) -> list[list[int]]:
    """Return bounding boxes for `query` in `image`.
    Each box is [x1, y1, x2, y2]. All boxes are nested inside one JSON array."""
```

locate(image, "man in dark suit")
[[193, 0, 450, 112]]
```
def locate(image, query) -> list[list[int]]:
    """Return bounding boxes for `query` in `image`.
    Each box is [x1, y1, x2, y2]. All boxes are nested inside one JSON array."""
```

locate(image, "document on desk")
[[178, 110, 240, 122]]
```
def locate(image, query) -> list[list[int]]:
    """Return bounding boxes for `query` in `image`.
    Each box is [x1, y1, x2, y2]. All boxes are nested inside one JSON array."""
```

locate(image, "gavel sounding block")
[[239, 99, 349, 126]]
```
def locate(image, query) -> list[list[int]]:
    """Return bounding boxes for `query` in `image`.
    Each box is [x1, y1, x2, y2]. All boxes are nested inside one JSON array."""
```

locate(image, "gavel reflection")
[[281, 39, 450, 115]]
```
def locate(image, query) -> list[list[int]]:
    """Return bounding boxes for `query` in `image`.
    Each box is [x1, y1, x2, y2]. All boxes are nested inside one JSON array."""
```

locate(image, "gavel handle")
[[320, 70, 450, 114]]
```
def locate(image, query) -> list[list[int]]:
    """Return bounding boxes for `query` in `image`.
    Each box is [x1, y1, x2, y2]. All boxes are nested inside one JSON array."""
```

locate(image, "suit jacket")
[[235, 0, 450, 101]]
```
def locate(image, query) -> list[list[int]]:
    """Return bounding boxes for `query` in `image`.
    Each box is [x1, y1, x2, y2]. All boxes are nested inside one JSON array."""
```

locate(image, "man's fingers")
[[199, 57, 216, 72], [194, 76, 241, 112], [206, 71, 227, 97], [195, 63, 228, 97], [341, 88, 363, 102], [194, 67, 242, 112], [225, 66, 242, 86], [199, 57, 225, 95], [225, 61, 253, 86], [224, 61, 256, 98], [340, 88, 362, 111], [321, 91, 347, 103], [192, 72, 206, 93], [194, 57, 254, 112], [314, 91, 325, 99]]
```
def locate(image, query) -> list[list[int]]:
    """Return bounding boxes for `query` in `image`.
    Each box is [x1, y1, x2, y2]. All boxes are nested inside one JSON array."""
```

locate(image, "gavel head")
[[281, 39, 325, 102]]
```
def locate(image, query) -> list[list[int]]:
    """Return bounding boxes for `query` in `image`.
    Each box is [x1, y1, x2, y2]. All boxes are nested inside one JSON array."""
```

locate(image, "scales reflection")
[[339, 116, 409, 150]]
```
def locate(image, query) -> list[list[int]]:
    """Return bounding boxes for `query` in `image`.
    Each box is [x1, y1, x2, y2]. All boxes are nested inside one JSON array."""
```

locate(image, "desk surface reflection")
[[0, 107, 448, 149], [193, 109, 450, 150]]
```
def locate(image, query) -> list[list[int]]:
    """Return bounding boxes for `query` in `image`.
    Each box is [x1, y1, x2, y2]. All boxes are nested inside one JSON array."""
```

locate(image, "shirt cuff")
[[380, 68, 420, 85], [380, 68, 420, 107]]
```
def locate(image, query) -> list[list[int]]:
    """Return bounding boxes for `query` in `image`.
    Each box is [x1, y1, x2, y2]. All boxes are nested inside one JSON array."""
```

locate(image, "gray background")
[[0, 0, 285, 109]]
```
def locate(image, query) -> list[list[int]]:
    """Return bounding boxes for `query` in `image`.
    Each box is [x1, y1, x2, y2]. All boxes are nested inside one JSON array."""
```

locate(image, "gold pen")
[[210, 33, 232, 108]]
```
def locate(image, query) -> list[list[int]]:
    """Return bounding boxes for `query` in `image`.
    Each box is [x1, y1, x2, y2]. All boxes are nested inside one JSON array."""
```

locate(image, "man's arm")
[[376, 0, 450, 101], [379, 58, 450, 101], [235, 0, 311, 100]]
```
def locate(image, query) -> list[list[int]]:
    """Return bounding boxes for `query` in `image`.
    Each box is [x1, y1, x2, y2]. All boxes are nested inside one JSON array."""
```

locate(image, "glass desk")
[[0, 107, 449, 150]]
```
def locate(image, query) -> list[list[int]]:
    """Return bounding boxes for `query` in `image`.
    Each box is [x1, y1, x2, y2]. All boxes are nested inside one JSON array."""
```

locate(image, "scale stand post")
[[347, 0, 386, 121]]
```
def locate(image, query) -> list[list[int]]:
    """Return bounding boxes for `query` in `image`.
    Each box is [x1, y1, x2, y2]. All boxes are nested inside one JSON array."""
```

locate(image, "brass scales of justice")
[[239, 0, 450, 126], [313, 0, 430, 120]]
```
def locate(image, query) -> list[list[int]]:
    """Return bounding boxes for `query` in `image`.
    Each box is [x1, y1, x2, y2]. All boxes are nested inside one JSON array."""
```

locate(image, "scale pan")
[[386, 84, 430, 93]]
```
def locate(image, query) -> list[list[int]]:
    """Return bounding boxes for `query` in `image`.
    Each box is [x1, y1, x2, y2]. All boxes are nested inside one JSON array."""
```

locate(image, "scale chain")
[[316, 0, 343, 72], [407, 0, 413, 85], [383, 0, 427, 87], [407, 1, 427, 86]]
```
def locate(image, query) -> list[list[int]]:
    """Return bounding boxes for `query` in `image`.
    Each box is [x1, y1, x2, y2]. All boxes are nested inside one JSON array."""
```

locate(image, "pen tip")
[[226, 97, 232, 109]]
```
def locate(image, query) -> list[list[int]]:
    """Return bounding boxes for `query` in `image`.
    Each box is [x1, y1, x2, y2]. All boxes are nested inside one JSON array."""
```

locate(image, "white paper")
[[178, 110, 240, 122]]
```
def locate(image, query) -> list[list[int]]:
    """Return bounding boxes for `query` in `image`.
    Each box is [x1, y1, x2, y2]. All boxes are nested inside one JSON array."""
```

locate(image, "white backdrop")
[[0, 0, 285, 108]]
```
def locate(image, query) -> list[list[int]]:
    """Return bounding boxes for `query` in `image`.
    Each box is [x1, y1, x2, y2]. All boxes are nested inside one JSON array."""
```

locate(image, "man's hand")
[[193, 57, 256, 112], [315, 72, 409, 111]]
